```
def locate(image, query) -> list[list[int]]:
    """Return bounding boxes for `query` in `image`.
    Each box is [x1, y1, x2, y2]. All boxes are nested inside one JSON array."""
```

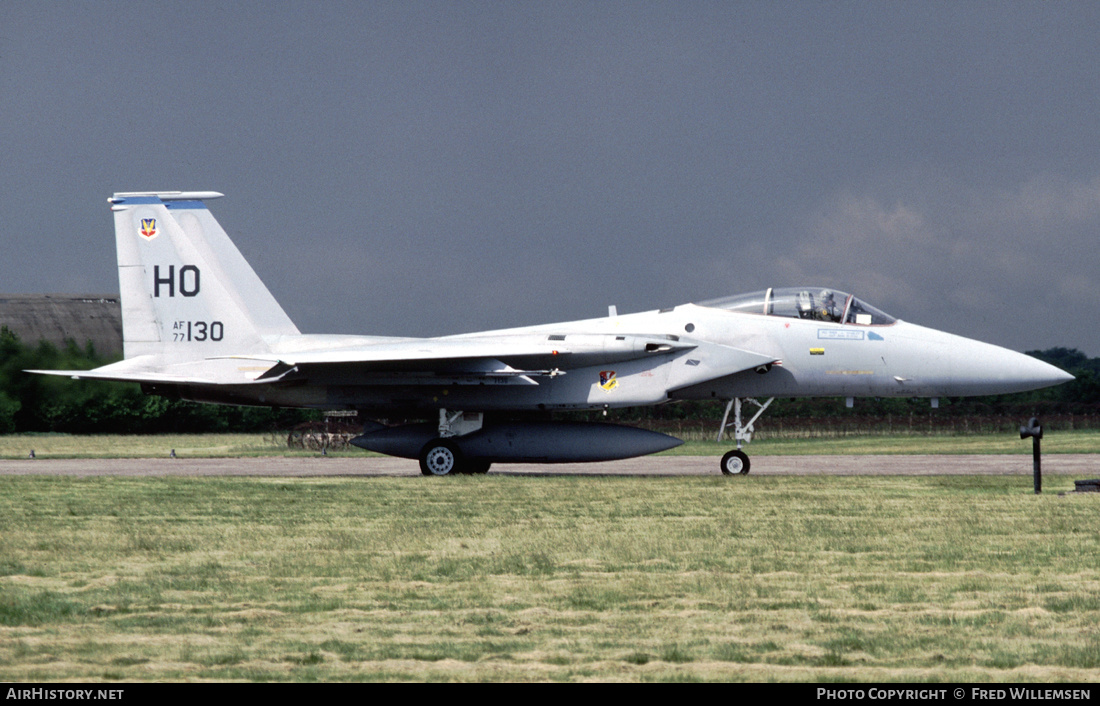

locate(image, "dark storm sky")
[[3, 1, 1099, 353]]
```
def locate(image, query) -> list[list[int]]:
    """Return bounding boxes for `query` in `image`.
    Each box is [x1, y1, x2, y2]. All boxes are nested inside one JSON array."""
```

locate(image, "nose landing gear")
[[716, 397, 773, 476], [720, 448, 750, 475]]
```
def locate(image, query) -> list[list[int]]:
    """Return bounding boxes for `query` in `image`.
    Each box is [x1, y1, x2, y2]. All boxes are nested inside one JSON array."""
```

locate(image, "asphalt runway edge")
[[1, 454, 1098, 477]]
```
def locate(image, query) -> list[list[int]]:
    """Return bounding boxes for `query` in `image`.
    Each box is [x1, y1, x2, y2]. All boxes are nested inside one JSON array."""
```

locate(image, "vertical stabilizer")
[[109, 191, 300, 361]]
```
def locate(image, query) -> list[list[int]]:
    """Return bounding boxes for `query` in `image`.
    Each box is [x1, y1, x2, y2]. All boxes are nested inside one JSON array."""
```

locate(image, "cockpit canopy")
[[699, 288, 896, 326]]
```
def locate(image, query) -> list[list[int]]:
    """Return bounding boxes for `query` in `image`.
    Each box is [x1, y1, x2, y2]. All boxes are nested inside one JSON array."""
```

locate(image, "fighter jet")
[[30, 191, 1074, 475]]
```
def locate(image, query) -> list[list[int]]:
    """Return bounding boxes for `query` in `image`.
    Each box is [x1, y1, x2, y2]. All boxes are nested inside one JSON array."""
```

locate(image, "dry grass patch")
[[2, 474, 1099, 681]]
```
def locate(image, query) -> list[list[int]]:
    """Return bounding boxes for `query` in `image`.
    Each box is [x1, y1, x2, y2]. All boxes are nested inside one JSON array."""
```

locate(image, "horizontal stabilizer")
[[25, 368, 220, 385], [26, 355, 289, 386]]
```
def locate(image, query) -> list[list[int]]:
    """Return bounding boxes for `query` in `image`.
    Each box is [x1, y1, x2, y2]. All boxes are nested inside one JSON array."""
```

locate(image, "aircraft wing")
[[239, 334, 780, 390], [229, 332, 701, 380], [29, 333, 778, 389]]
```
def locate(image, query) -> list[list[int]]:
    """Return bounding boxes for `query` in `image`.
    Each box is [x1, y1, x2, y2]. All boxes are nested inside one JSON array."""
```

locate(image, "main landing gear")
[[716, 397, 774, 475], [418, 410, 492, 476], [418, 438, 492, 475]]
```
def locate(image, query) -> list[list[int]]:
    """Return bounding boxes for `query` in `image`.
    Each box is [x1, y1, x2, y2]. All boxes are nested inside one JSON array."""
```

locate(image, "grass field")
[[2, 472, 1099, 682], [3, 429, 1100, 458]]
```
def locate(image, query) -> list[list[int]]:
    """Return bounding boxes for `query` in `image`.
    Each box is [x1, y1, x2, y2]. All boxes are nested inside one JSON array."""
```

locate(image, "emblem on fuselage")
[[599, 370, 618, 392], [139, 218, 158, 240]]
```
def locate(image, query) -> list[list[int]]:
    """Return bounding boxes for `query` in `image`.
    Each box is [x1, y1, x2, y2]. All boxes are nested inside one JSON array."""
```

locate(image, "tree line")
[[0, 327, 317, 434], [1, 325, 1096, 435]]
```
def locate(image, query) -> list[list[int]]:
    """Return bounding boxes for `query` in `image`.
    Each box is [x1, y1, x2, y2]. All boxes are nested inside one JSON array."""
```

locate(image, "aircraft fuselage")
[[146, 302, 1069, 412]]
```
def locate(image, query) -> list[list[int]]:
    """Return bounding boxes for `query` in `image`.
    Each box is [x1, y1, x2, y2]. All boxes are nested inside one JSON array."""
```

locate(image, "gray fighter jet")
[[31, 191, 1074, 475]]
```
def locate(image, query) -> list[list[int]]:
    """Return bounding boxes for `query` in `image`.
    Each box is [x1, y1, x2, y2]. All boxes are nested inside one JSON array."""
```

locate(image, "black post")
[[1032, 435, 1041, 494], [1020, 417, 1042, 494]]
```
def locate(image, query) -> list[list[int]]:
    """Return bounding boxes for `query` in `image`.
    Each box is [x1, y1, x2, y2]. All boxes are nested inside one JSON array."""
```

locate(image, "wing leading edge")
[[31, 333, 778, 392]]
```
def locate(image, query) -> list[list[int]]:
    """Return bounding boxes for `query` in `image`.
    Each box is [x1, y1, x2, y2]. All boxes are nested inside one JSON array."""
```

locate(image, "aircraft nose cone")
[[893, 324, 1075, 396], [1029, 358, 1075, 387], [966, 343, 1075, 395], [1012, 354, 1073, 387]]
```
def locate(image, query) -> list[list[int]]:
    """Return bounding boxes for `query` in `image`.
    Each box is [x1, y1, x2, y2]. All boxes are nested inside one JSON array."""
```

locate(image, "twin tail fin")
[[108, 191, 300, 362]]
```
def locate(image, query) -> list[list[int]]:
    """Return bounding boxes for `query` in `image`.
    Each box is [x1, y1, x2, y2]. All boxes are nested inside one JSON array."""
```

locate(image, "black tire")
[[419, 439, 464, 476], [720, 449, 750, 475]]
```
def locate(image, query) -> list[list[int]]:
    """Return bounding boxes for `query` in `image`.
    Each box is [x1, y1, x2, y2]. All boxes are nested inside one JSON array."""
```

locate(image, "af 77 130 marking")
[[172, 320, 224, 342]]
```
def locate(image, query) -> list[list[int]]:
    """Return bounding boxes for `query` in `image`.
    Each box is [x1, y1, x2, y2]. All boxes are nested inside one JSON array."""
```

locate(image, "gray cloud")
[[2, 1, 1098, 353]]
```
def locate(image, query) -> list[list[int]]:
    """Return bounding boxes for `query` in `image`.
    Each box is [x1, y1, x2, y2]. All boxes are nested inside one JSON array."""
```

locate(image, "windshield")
[[698, 288, 896, 325]]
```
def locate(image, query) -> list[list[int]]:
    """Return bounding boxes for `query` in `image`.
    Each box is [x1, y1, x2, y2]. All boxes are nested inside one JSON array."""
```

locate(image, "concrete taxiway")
[[0, 455, 1097, 478]]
